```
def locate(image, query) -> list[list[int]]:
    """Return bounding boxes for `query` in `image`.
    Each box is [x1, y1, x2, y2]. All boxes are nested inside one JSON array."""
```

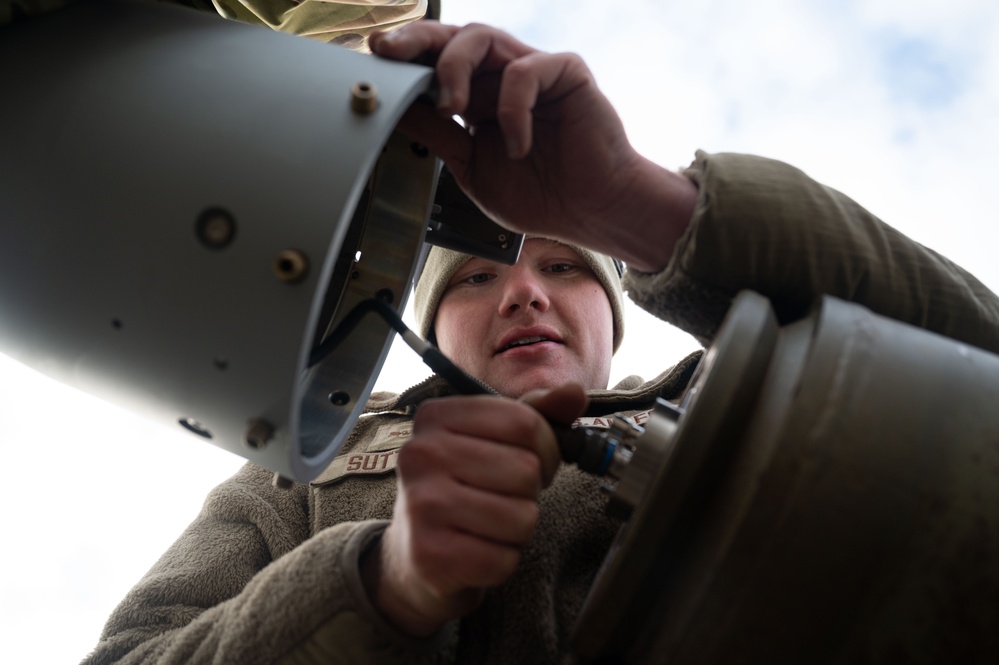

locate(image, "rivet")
[[195, 207, 237, 249], [350, 81, 378, 114], [245, 418, 274, 450], [274, 249, 309, 283]]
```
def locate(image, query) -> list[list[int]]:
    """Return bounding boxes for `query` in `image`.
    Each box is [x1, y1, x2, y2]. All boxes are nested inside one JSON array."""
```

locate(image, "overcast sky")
[[3, 0, 998, 662]]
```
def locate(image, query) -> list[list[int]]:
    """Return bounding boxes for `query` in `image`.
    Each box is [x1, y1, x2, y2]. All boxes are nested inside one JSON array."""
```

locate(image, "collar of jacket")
[[363, 350, 703, 417]]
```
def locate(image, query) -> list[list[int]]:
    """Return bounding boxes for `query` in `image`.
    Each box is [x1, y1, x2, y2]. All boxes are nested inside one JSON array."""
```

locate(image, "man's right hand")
[[360, 384, 587, 636], [370, 21, 697, 275]]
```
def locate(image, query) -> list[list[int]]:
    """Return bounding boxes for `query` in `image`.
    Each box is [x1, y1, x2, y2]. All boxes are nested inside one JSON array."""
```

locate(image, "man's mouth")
[[498, 335, 560, 354], [495, 327, 563, 355], [503, 335, 549, 350]]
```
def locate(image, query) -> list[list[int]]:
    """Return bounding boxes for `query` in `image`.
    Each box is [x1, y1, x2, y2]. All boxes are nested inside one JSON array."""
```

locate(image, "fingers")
[[405, 388, 586, 498], [372, 22, 537, 118], [519, 383, 589, 484], [431, 24, 537, 118], [401, 467, 541, 548], [375, 20, 606, 205], [497, 52, 591, 159], [519, 382, 589, 427], [368, 389, 588, 632], [520, 383, 589, 487], [413, 395, 561, 486], [373, 20, 640, 251], [401, 414, 546, 498], [369, 21, 462, 65], [405, 523, 523, 589]]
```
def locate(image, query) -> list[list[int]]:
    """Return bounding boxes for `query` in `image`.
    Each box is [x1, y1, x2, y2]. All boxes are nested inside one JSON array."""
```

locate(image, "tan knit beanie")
[[413, 242, 626, 352]]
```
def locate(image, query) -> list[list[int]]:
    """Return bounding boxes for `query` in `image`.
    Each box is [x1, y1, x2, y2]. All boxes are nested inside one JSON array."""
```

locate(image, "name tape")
[[313, 409, 653, 486]]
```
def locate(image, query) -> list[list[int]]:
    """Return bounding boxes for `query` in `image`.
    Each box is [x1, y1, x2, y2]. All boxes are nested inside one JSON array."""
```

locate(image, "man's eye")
[[467, 273, 493, 284], [546, 263, 575, 274]]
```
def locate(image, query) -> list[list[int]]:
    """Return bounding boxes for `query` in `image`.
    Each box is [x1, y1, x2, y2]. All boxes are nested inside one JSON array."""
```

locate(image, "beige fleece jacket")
[[82, 152, 999, 665]]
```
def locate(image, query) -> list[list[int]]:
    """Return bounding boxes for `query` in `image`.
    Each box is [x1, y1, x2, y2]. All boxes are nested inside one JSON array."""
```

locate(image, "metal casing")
[[0, 0, 437, 481], [574, 291, 999, 662]]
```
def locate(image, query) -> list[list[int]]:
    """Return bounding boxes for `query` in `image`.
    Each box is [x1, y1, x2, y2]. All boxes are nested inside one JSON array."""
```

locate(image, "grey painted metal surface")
[[0, 0, 437, 481]]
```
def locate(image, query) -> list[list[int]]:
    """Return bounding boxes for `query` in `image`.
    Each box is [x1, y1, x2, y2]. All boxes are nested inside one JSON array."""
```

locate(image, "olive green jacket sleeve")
[[626, 151, 999, 354], [81, 463, 455, 665]]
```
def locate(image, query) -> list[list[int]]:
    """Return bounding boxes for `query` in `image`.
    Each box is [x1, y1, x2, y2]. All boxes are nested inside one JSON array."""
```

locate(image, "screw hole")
[[195, 207, 237, 249], [350, 81, 378, 114], [111, 319, 123, 330], [410, 142, 430, 158], [273, 249, 309, 283], [179, 417, 212, 439], [244, 419, 274, 450], [329, 391, 350, 406]]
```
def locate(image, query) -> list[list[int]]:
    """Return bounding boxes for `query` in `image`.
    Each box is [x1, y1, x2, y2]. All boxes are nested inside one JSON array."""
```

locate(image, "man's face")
[[434, 239, 614, 398]]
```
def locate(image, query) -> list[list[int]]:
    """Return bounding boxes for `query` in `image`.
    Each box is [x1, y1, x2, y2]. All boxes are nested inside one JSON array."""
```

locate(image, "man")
[[359, 21, 999, 648], [361, 237, 635, 641], [84, 20, 999, 665], [424, 238, 622, 396]]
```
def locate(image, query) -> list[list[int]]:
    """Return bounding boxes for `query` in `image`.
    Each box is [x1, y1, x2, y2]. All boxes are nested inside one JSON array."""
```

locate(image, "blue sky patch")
[[876, 31, 968, 108]]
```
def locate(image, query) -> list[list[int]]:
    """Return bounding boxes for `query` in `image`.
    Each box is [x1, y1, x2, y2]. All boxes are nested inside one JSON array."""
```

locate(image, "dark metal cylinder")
[[575, 291, 999, 663]]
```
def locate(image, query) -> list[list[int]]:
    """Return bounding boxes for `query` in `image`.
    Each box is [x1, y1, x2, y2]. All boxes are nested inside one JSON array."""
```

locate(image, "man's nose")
[[499, 268, 551, 315]]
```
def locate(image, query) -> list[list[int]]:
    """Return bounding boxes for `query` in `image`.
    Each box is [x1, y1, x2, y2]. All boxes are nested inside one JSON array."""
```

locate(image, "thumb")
[[519, 383, 589, 486], [520, 382, 589, 425]]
